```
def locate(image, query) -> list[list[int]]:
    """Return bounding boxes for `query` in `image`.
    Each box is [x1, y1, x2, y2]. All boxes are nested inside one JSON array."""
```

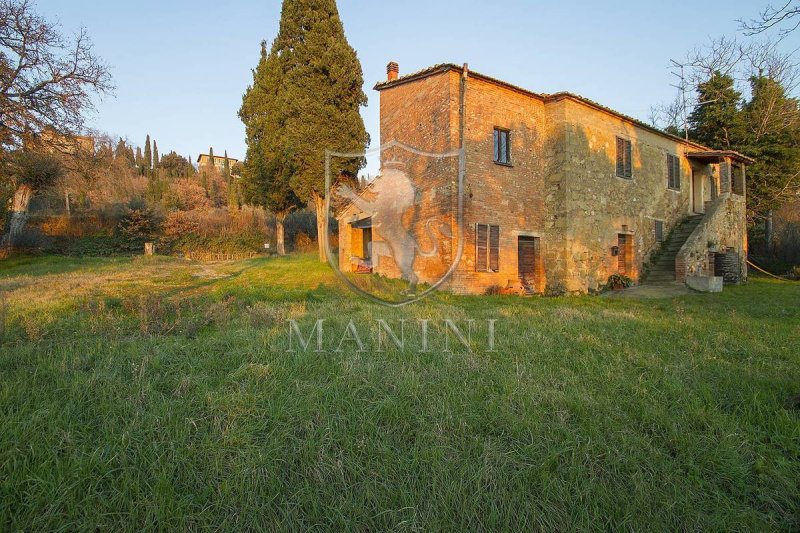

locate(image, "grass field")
[[0, 253, 798, 530]]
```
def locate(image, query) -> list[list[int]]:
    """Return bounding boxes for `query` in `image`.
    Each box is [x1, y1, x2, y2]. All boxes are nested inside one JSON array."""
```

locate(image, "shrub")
[[159, 207, 271, 256], [544, 282, 567, 297], [605, 273, 634, 291], [484, 285, 503, 295], [116, 207, 161, 252], [294, 232, 316, 253], [164, 178, 211, 211]]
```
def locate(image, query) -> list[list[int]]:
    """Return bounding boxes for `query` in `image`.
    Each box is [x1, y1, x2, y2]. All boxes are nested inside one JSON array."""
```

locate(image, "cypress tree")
[[208, 147, 214, 171], [143, 134, 152, 171], [135, 146, 144, 175], [248, 0, 369, 261], [153, 140, 159, 169], [223, 150, 231, 179], [240, 40, 302, 255], [115, 138, 134, 166]]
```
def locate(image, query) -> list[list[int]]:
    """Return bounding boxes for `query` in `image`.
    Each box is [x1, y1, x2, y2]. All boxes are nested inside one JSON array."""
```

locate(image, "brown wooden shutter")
[[720, 162, 731, 193], [489, 225, 500, 271], [476, 224, 488, 272], [655, 220, 664, 242], [667, 155, 672, 187], [624, 140, 632, 178]]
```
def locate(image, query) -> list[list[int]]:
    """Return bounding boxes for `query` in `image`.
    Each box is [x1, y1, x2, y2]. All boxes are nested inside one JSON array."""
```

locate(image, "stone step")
[[651, 263, 676, 269], [642, 214, 706, 284], [652, 264, 676, 270], [647, 275, 676, 282]]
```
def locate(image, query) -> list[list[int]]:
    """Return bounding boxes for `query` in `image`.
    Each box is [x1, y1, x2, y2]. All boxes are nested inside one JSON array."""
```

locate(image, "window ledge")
[[494, 161, 513, 168]]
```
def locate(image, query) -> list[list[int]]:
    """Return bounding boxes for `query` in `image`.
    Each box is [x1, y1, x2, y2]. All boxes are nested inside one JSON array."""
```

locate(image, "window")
[[667, 154, 681, 190], [616, 137, 632, 178], [493, 128, 511, 165], [476, 224, 500, 272], [655, 220, 664, 243]]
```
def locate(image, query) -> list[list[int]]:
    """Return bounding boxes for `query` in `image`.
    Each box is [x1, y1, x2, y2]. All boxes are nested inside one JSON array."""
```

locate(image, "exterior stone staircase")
[[641, 214, 705, 284]]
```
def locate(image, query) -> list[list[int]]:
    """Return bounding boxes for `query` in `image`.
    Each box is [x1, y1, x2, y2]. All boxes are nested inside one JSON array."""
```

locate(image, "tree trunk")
[[1, 184, 34, 248], [65, 190, 71, 217], [312, 191, 326, 262], [276, 211, 287, 256], [765, 210, 774, 256]]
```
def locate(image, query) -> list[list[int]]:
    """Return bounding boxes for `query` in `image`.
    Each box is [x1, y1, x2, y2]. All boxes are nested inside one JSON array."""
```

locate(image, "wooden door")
[[518, 237, 537, 283]]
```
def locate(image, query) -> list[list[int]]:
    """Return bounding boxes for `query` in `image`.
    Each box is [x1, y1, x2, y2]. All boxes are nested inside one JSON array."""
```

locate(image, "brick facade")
[[337, 63, 750, 295]]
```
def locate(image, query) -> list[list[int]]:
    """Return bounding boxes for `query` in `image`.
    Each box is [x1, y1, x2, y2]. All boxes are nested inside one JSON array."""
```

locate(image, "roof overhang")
[[350, 216, 372, 229], [686, 151, 754, 165]]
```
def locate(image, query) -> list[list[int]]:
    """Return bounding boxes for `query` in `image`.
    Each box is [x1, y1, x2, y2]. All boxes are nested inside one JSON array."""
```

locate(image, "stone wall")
[[558, 98, 694, 292], [676, 193, 747, 282], [350, 65, 748, 296]]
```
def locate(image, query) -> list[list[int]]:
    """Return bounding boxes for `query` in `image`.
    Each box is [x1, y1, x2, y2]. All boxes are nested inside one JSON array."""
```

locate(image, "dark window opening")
[[493, 128, 511, 165]]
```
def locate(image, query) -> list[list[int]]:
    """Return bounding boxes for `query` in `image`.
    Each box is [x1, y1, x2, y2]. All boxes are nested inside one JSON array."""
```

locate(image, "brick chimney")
[[387, 61, 399, 82]]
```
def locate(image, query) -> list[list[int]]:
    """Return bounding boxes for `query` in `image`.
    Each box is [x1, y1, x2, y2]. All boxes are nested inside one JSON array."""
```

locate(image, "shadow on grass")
[[0, 255, 132, 278]]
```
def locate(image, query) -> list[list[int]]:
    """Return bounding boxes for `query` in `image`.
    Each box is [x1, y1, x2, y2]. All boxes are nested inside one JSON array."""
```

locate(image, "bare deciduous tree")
[[0, 0, 113, 149], [0, 0, 112, 247], [740, 0, 800, 37]]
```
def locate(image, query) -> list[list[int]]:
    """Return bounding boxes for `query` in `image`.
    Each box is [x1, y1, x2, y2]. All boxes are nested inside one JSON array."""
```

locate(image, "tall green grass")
[[0, 254, 798, 530]]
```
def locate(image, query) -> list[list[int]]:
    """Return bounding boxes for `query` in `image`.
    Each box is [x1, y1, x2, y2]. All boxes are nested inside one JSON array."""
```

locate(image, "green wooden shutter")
[[616, 137, 624, 177]]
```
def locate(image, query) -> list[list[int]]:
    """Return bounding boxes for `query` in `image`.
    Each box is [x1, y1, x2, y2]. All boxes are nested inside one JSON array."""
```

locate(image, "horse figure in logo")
[[337, 164, 450, 294]]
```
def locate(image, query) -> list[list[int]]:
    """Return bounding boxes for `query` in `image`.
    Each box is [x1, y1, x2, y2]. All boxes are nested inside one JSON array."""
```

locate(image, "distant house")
[[197, 152, 239, 174], [38, 128, 95, 155], [338, 62, 753, 295]]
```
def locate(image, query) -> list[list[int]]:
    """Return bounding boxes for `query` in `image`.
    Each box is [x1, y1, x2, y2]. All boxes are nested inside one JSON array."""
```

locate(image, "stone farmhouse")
[[338, 62, 753, 295]]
